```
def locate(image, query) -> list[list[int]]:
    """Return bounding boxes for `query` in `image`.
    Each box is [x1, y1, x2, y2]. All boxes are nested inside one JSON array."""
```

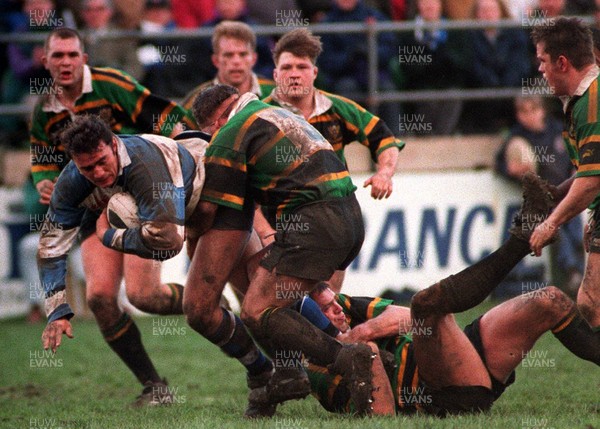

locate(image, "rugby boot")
[[244, 366, 311, 418], [328, 343, 375, 415], [509, 172, 556, 241], [131, 378, 173, 407]]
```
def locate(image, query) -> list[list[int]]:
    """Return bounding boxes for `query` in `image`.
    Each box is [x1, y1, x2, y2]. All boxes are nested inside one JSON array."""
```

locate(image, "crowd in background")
[[0, 0, 598, 148]]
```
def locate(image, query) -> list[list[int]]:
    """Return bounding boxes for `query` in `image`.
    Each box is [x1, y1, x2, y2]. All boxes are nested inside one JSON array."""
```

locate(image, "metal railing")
[[0, 16, 594, 118]]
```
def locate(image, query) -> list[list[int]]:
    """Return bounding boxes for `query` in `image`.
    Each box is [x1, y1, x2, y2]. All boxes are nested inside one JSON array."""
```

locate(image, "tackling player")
[[304, 174, 599, 415]]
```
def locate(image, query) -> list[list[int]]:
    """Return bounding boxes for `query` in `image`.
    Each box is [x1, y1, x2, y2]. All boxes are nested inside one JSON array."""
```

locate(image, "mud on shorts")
[[259, 194, 365, 280], [418, 316, 516, 417], [587, 208, 600, 253]]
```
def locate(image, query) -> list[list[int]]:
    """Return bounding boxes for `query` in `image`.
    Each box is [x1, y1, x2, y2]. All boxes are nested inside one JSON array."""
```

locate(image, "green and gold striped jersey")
[[307, 294, 421, 414], [30, 65, 196, 185], [263, 89, 404, 166], [201, 94, 356, 223], [562, 67, 600, 208]]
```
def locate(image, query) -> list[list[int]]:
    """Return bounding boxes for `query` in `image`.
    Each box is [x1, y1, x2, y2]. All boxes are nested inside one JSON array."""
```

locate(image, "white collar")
[[42, 65, 93, 113], [268, 88, 332, 119], [229, 92, 259, 119], [561, 65, 600, 112]]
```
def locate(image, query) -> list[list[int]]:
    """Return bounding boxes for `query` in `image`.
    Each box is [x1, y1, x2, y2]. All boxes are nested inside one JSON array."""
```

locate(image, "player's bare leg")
[[183, 228, 276, 417], [479, 286, 599, 380], [81, 234, 169, 406], [242, 267, 375, 415], [328, 270, 346, 293], [123, 256, 183, 315], [577, 253, 600, 328]]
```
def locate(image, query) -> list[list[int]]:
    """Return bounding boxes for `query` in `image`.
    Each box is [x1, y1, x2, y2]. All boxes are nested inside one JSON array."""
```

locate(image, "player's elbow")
[[141, 221, 184, 257]]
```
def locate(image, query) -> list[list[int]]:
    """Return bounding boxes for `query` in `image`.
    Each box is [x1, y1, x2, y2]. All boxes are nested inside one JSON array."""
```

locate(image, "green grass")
[[1, 303, 598, 429]]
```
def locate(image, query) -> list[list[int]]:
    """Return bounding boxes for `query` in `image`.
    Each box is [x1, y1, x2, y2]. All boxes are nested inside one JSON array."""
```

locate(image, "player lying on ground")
[[37, 115, 293, 415], [301, 174, 600, 415]]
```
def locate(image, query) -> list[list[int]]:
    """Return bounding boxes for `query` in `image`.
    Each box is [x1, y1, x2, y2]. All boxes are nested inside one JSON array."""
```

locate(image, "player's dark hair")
[[310, 281, 330, 298], [272, 28, 322, 65], [44, 27, 85, 52], [192, 84, 239, 127], [531, 17, 594, 70], [61, 115, 113, 156]]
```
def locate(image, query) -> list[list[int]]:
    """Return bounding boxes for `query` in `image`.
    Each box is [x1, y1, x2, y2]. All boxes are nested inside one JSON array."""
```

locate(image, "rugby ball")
[[106, 192, 141, 229]]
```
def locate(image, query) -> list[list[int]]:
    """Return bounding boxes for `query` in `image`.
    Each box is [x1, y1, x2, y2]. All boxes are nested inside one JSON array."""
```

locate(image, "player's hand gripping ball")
[[106, 192, 141, 228]]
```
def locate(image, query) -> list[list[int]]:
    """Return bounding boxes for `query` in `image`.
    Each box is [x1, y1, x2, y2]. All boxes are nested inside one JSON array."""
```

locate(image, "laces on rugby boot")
[[131, 378, 173, 407], [509, 172, 556, 242], [244, 366, 311, 418], [328, 343, 375, 416]]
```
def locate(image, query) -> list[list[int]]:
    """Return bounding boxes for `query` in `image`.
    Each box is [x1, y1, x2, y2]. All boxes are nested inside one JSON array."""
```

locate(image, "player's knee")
[[531, 286, 573, 318], [240, 303, 261, 331], [183, 293, 219, 333], [86, 291, 118, 315]]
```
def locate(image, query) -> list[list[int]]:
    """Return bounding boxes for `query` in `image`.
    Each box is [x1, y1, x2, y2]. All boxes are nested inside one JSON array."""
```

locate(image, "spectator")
[[319, 0, 400, 132], [0, 0, 58, 145], [495, 95, 584, 297], [394, 0, 471, 135], [78, 0, 143, 80], [171, 0, 215, 28], [296, 0, 332, 22], [462, 0, 531, 133], [246, 0, 299, 24]]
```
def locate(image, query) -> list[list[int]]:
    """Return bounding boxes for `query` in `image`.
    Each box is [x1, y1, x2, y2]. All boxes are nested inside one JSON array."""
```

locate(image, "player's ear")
[[211, 53, 219, 68], [82, 52, 89, 64], [250, 51, 257, 67], [273, 67, 278, 81]]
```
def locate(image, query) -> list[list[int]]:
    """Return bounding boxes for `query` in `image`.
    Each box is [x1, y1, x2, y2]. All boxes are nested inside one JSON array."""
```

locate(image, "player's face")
[[43, 36, 88, 90], [273, 52, 317, 102], [72, 139, 119, 188], [536, 42, 568, 96], [201, 94, 239, 134], [313, 288, 350, 333], [212, 37, 257, 88]]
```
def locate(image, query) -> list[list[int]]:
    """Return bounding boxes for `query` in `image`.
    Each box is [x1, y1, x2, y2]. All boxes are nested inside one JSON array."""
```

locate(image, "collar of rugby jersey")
[[213, 72, 263, 97], [560, 64, 600, 112], [268, 88, 333, 120], [114, 135, 132, 178], [42, 64, 93, 113], [228, 92, 259, 119]]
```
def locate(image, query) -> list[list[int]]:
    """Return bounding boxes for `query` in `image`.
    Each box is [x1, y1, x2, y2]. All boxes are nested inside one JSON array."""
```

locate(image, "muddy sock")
[[103, 313, 161, 384], [205, 307, 272, 376], [416, 235, 531, 315], [166, 283, 184, 314], [552, 309, 600, 366], [258, 307, 342, 367]]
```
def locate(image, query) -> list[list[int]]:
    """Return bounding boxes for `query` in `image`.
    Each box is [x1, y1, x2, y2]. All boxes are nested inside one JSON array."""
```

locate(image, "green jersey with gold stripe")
[[201, 94, 356, 223], [307, 294, 423, 414], [30, 65, 196, 185], [263, 89, 404, 166], [563, 69, 600, 209]]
